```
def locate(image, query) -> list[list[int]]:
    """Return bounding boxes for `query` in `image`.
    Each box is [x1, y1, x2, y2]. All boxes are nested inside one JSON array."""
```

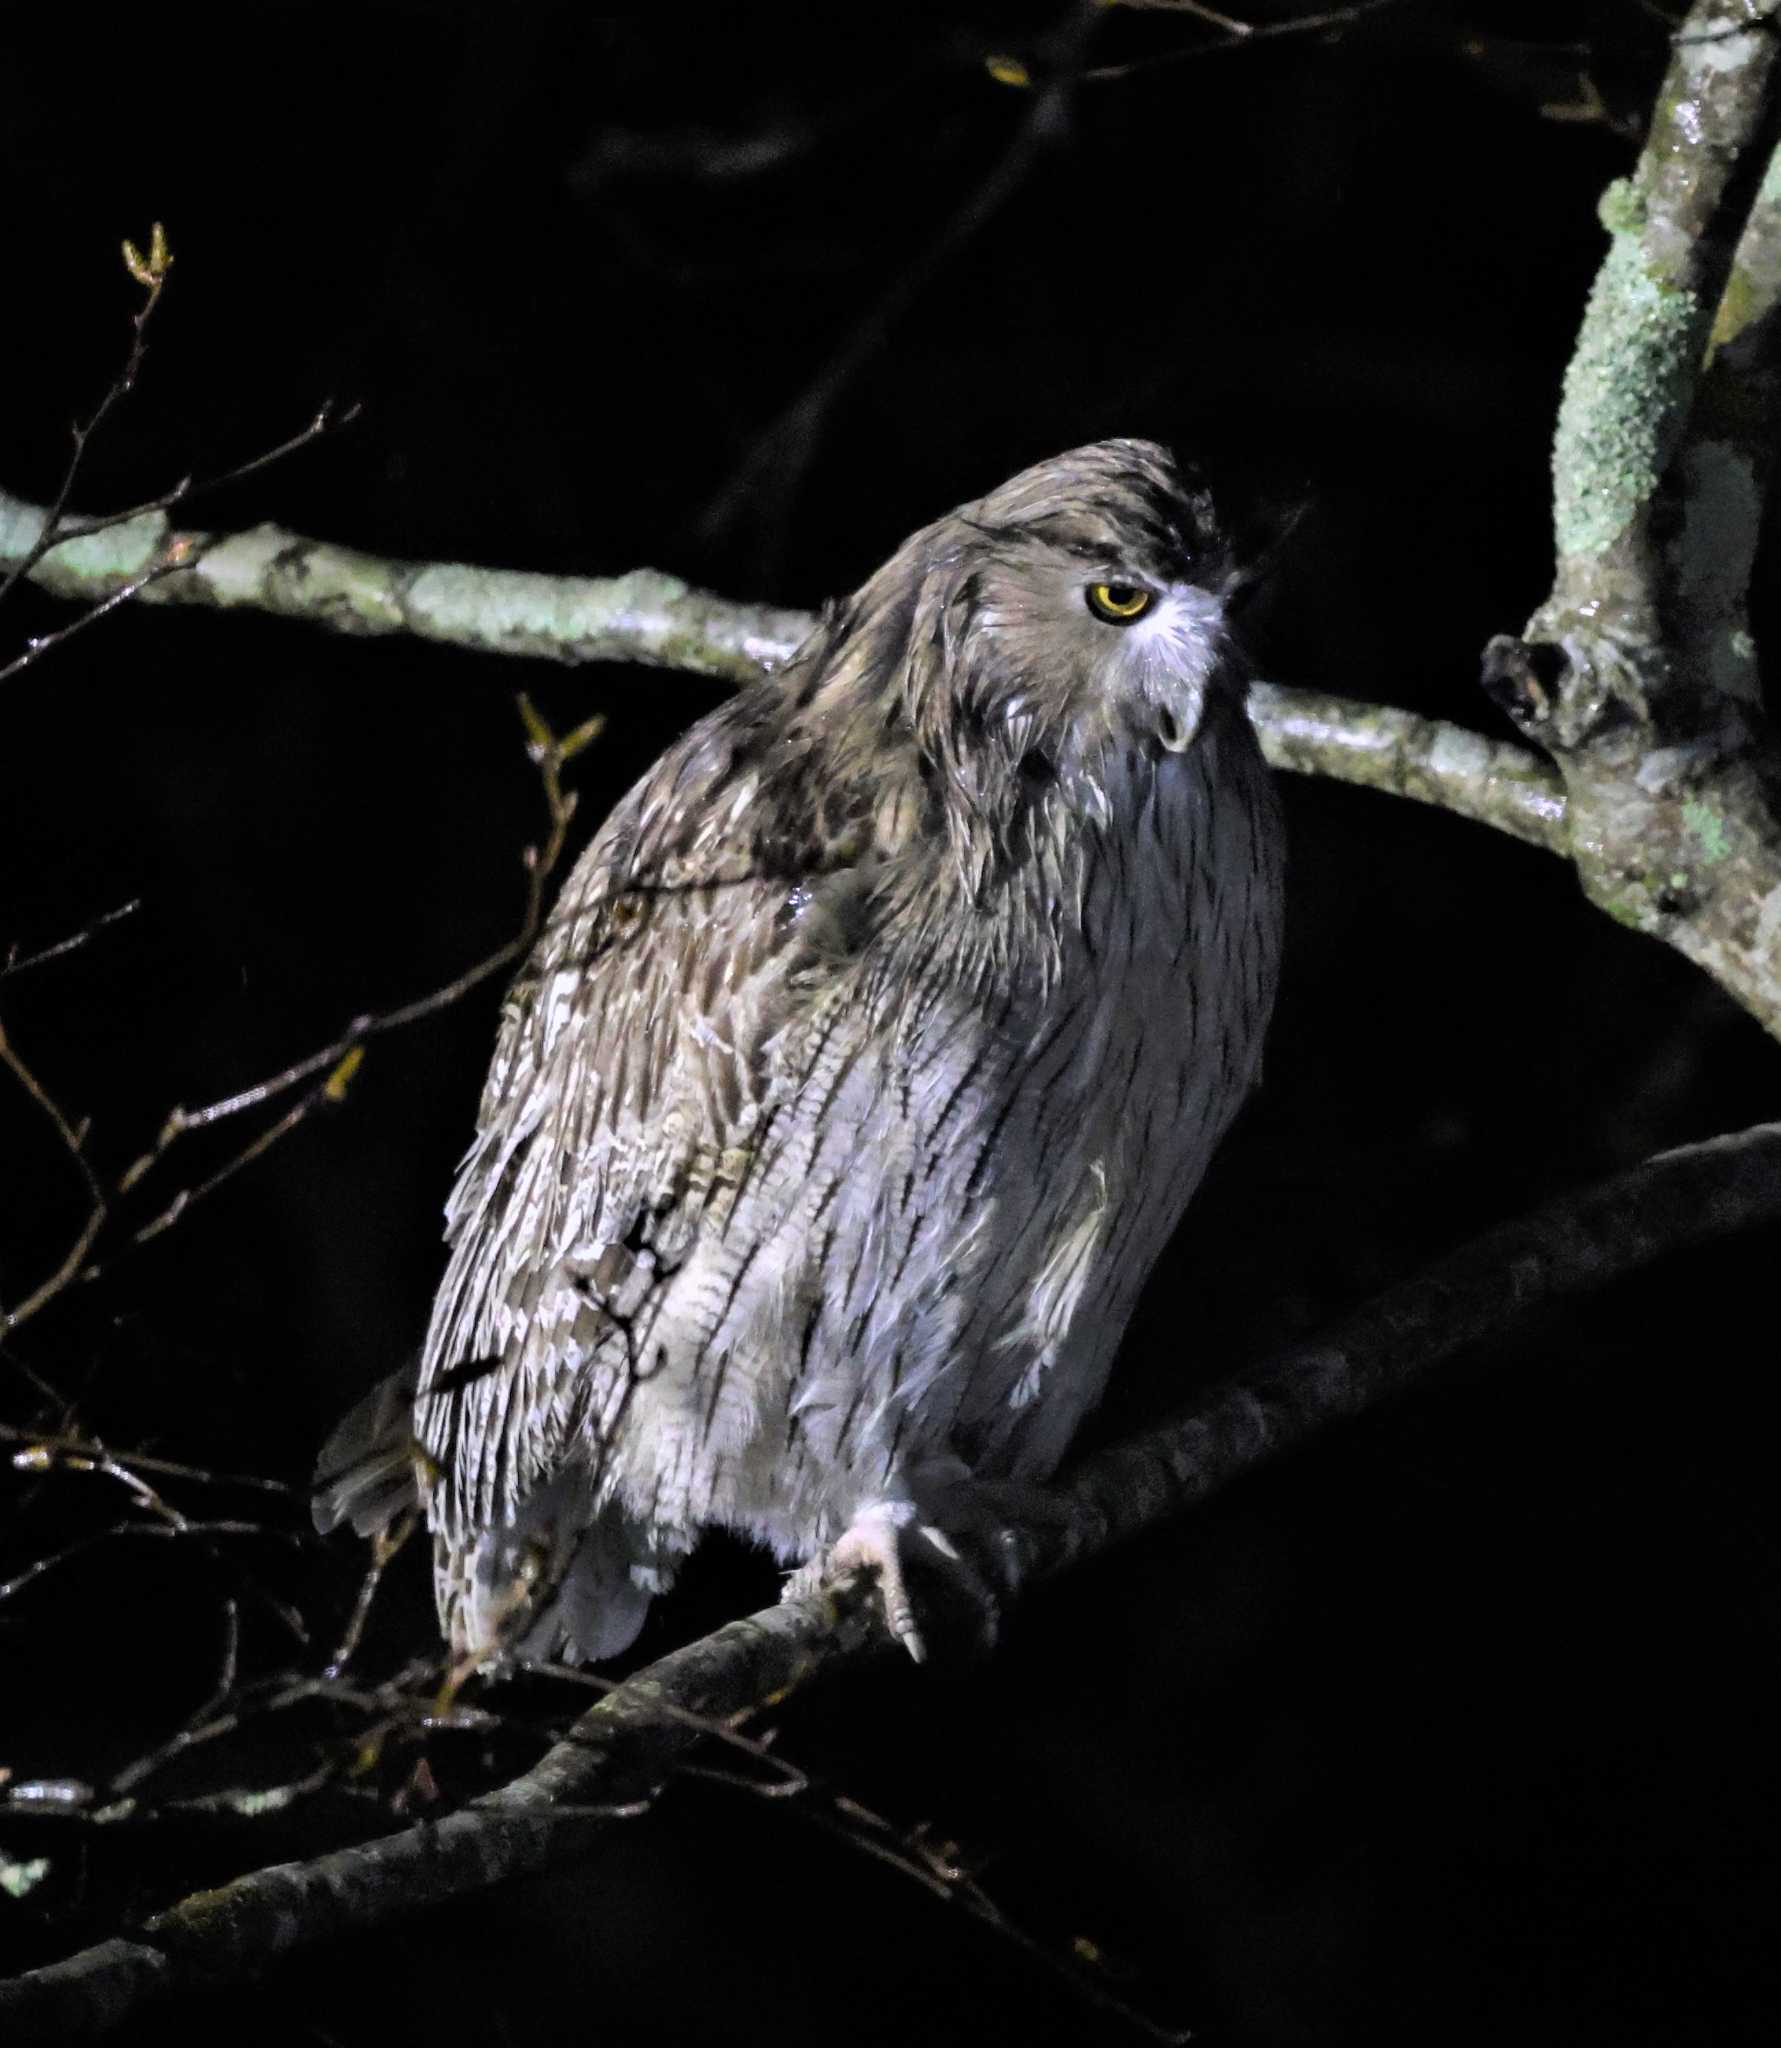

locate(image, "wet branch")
[[6, 1117, 1778, 2038]]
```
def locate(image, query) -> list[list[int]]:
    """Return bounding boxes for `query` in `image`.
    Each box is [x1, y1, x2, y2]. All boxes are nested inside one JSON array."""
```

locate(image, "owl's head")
[[830, 440, 1240, 790], [769, 440, 1249, 877], [946, 437, 1238, 757]]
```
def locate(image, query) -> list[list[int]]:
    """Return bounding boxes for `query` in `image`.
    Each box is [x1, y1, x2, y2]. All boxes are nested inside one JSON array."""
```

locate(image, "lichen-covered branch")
[[1483, 0, 1781, 1040], [8, 1118, 1779, 2040], [1540, 0, 1778, 690], [0, 482, 1564, 851], [0, 485, 812, 687], [1247, 682, 1566, 851]]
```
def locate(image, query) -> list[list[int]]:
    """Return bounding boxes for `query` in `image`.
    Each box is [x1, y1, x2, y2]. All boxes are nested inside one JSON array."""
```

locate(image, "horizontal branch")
[[8, 1118, 1777, 2038], [0, 484, 813, 686], [1246, 682, 1566, 852], [0, 481, 1565, 849]]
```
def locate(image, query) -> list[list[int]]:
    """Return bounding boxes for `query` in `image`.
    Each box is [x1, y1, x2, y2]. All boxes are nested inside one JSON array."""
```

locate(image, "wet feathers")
[[314, 439, 1284, 1663]]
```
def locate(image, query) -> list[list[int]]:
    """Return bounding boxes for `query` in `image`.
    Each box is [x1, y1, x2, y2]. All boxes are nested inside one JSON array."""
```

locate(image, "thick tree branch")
[[7, 1119, 1778, 2040], [1484, 0, 1781, 1038], [0, 481, 1566, 848]]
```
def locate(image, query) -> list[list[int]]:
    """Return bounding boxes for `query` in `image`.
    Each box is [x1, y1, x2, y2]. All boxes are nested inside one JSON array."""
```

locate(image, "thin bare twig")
[[324, 1513, 419, 1678], [39, 401, 358, 556], [0, 225, 172, 617], [107, 1602, 242, 1796], [160, 699, 598, 1136], [0, 216, 356, 688], [81, 697, 600, 1286], [1, 900, 140, 980], [0, 1017, 106, 1339], [0, 695, 601, 1335], [1084, 0, 1409, 81], [0, 397, 354, 689], [0, 1426, 299, 1498]]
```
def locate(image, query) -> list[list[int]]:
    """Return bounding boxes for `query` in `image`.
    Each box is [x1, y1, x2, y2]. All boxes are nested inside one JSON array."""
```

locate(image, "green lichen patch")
[[1682, 796, 1734, 862], [1554, 222, 1701, 559], [0, 1853, 50, 1900], [1597, 175, 1646, 239]]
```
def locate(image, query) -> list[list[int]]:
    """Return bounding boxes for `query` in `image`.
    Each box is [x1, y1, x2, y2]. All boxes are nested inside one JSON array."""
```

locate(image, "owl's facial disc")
[[1090, 575, 1228, 756]]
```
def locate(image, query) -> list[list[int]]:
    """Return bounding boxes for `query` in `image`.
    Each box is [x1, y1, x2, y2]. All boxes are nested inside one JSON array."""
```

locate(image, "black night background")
[[2, 7, 1778, 2043]]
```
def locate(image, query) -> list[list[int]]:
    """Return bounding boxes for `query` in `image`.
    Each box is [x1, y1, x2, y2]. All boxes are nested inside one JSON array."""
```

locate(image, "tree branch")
[[1246, 682, 1566, 851], [0, 484, 810, 687], [1483, 0, 1781, 1037], [0, 481, 1566, 848], [7, 1119, 1778, 2039], [1672, 128, 1781, 718]]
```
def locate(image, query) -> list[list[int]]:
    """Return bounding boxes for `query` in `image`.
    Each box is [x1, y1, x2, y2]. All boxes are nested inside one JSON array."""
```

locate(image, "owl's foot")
[[785, 1499, 1001, 1664], [785, 1476, 1074, 1663]]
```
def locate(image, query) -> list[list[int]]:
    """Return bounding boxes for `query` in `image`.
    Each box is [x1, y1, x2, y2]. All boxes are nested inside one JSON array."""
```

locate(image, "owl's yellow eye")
[[1085, 582, 1154, 624]]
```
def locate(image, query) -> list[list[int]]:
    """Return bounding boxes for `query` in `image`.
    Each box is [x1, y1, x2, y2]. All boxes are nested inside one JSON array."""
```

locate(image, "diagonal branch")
[[0, 480, 1566, 850], [6, 1118, 1778, 2038]]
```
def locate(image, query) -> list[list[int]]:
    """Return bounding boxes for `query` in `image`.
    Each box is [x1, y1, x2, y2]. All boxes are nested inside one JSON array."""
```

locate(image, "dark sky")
[[2, 8, 1778, 2044]]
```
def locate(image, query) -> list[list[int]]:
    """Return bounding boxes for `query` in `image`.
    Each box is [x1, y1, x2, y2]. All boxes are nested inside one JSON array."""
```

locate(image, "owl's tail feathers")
[[315, 1371, 669, 1665], [311, 1364, 423, 1538], [444, 1472, 671, 1667]]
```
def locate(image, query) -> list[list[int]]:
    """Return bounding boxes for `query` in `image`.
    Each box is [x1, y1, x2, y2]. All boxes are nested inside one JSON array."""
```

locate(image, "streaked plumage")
[[315, 439, 1284, 1663]]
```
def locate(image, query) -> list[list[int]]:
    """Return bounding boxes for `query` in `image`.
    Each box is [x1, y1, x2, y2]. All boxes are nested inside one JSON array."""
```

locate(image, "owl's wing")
[[415, 673, 903, 1546]]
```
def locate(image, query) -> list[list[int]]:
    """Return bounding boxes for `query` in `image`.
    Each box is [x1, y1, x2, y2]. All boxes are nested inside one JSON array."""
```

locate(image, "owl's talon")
[[825, 1505, 930, 1661], [787, 1497, 1009, 1663]]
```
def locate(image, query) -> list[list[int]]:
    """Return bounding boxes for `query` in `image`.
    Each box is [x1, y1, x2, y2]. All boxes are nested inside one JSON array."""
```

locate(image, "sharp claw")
[[876, 1556, 929, 1661], [791, 1489, 1008, 1661]]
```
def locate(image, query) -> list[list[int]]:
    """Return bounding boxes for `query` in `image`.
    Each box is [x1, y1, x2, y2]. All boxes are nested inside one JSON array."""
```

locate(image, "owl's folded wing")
[[414, 683, 883, 1539]]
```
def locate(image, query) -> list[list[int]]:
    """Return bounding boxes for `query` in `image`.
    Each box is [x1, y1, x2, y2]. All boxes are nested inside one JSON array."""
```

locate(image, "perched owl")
[[315, 439, 1284, 1664]]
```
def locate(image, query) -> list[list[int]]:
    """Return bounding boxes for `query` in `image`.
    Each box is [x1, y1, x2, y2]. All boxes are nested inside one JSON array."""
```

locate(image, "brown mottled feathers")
[[315, 439, 1284, 1665]]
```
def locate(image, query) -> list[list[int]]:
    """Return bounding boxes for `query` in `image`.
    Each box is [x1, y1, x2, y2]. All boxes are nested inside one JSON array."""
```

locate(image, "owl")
[[314, 440, 1284, 1665]]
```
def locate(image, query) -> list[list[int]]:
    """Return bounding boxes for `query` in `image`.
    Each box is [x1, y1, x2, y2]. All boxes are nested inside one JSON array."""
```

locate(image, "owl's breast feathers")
[[418, 648, 1276, 1541]]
